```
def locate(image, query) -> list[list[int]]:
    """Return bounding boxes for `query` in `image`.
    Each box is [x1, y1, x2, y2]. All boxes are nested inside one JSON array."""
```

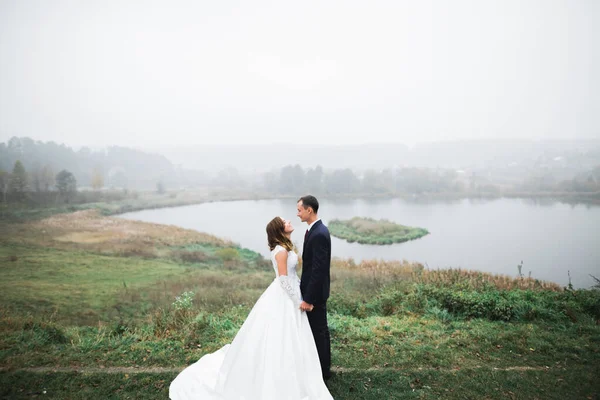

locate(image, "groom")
[[297, 195, 332, 381]]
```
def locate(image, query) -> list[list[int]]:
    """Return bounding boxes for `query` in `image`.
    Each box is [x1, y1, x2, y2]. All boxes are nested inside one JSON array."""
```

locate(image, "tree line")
[[246, 164, 600, 196], [0, 137, 176, 191], [1, 137, 599, 207], [0, 159, 78, 204]]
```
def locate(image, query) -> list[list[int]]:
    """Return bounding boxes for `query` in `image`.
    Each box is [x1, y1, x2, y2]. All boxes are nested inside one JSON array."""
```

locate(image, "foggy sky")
[[0, 0, 598, 149]]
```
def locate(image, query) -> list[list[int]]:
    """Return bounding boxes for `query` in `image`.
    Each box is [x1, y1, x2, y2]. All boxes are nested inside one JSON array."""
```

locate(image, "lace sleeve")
[[278, 275, 302, 307]]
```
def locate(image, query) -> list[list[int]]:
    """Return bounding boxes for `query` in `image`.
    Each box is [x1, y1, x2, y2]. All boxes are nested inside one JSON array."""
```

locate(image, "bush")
[[151, 307, 196, 339], [171, 250, 211, 263], [329, 293, 371, 318], [117, 247, 157, 259], [215, 248, 240, 262], [377, 289, 404, 316], [425, 305, 455, 324], [253, 255, 272, 270], [578, 290, 600, 319], [173, 291, 195, 311], [417, 284, 600, 323]]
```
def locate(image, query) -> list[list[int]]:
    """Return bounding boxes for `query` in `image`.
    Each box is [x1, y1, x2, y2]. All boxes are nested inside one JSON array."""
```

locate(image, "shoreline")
[[2, 190, 598, 289], [2, 188, 599, 223]]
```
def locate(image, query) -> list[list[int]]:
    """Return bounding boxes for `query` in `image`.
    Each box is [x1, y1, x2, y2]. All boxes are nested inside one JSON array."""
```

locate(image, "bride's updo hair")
[[266, 217, 294, 252]]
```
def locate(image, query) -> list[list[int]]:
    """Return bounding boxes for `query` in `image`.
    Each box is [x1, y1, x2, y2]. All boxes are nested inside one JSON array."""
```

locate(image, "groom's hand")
[[300, 301, 314, 312]]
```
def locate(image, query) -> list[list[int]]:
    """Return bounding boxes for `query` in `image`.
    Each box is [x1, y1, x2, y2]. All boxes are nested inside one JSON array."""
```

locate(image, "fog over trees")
[[1, 137, 599, 207]]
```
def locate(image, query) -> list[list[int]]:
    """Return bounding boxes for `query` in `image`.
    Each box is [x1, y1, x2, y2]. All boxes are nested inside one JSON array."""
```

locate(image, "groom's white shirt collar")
[[307, 218, 321, 232]]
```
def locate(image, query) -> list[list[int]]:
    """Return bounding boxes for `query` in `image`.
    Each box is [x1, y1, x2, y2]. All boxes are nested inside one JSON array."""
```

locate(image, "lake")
[[119, 197, 600, 288]]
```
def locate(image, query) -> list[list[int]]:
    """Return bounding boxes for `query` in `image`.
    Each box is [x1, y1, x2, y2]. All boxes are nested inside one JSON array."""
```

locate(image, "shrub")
[[416, 284, 600, 323], [117, 247, 157, 259], [173, 291, 195, 311], [171, 250, 211, 263], [216, 248, 240, 262]]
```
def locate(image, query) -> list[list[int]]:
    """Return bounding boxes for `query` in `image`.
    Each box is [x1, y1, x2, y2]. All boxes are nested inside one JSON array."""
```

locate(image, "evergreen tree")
[[9, 160, 28, 202]]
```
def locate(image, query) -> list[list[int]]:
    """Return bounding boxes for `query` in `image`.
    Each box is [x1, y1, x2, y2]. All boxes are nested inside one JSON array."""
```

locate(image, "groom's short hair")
[[298, 195, 319, 214]]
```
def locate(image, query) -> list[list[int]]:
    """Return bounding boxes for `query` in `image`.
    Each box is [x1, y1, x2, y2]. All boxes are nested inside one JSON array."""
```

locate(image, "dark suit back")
[[300, 220, 331, 306]]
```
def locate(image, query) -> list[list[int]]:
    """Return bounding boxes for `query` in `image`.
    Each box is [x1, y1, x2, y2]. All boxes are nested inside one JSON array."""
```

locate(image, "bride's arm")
[[275, 249, 302, 308]]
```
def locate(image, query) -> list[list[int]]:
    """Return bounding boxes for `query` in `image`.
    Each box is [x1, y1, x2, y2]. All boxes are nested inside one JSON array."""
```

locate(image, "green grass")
[[173, 242, 266, 265], [329, 217, 429, 245], [0, 243, 271, 325], [327, 366, 600, 400], [2, 301, 596, 371], [0, 370, 177, 399], [1, 255, 598, 398], [0, 244, 191, 324], [1, 212, 599, 399], [2, 365, 597, 400]]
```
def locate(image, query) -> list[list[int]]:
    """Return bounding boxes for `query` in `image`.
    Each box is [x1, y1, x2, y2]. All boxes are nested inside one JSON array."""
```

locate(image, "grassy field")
[[1, 210, 599, 399], [329, 217, 429, 245]]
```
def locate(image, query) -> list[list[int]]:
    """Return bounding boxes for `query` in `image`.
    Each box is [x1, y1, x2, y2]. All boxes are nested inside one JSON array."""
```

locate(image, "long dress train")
[[169, 245, 333, 400]]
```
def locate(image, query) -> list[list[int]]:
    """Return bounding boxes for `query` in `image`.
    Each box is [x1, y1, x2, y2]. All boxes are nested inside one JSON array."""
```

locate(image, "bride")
[[169, 216, 334, 400]]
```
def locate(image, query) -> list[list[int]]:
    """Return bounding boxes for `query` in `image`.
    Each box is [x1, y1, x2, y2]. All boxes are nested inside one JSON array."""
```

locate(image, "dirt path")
[[0, 365, 552, 374]]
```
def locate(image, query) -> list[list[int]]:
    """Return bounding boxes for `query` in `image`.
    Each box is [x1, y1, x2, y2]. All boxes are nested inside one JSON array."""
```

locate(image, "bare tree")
[[91, 167, 104, 190], [40, 165, 55, 192]]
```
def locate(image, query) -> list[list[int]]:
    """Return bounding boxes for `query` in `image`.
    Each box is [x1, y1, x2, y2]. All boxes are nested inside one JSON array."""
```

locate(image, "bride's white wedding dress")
[[169, 245, 334, 400]]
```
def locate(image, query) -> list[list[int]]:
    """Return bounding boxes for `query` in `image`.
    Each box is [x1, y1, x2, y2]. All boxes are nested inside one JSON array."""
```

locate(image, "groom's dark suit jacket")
[[300, 220, 331, 306]]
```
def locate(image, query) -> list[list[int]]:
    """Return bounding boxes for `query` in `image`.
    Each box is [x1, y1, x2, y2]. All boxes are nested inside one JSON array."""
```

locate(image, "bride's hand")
[[300, 301, 314, 312]]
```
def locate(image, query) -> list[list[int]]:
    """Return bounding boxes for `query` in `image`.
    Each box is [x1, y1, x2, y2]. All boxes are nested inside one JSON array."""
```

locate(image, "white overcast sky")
[[0, 0, 598, 148]]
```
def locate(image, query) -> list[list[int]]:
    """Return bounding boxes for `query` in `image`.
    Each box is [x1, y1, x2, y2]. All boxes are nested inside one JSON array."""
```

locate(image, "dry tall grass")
[[331, 257, 561, 292], [5, 209, 235, 260], [333, 257, 422, 279], [415, 268, 562, 291]]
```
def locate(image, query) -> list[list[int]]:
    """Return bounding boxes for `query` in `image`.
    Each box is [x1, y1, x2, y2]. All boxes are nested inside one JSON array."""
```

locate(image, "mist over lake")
[[120, 197, 600, 289]]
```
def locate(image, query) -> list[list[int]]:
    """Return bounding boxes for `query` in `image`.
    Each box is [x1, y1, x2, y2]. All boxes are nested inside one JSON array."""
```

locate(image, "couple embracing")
[[170, 195, 334, 400]]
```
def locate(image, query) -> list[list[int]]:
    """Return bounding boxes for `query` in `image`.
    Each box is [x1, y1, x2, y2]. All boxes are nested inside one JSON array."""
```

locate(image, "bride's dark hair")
[[266, 217, 294, 251]]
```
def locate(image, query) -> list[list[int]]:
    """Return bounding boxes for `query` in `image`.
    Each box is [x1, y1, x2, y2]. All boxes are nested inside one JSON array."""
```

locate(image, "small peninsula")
[[328, 217, 429, 245]]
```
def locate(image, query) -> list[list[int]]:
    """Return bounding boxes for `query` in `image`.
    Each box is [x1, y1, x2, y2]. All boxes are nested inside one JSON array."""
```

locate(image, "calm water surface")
[[119, 198, 600, 288]]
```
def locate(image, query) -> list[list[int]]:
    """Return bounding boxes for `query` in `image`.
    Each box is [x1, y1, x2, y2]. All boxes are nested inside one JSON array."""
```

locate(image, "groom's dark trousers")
[[300, 220, 332, 380], [307, 303, 331, 379]]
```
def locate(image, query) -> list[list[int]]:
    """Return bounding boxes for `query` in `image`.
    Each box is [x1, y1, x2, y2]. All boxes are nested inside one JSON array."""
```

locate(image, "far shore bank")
[[4, 187, 599, 224]]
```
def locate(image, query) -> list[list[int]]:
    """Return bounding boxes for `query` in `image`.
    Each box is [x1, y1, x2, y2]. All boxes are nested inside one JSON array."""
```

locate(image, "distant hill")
[[150, 139, 600, 172], [0, 137, 176, 190]]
